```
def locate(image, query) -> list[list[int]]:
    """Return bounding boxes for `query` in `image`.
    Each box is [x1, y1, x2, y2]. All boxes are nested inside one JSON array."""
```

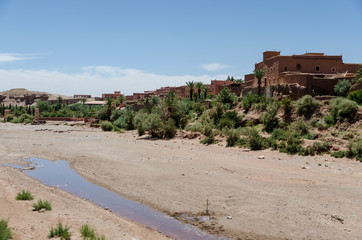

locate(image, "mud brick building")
[[244, 51, 362, 95]]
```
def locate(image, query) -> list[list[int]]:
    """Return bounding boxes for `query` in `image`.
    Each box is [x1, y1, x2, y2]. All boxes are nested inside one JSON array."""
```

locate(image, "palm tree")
[[254, 69, 266, 96], [195, 82, 203, 101], [118, 95, 125, 104], [186, 81, 195, 101], [202, 86, 210, 99]]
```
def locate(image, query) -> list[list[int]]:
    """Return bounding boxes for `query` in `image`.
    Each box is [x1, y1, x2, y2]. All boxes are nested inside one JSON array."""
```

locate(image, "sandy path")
[[1, 122, 362, 240]]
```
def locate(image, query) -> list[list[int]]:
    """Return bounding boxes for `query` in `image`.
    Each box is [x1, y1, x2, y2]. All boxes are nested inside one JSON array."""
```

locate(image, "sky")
[[0, 0, 361, 96]]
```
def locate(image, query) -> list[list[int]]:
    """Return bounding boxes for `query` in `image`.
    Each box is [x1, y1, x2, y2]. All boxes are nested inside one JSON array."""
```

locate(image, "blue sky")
[[0, 0, 361, 96]]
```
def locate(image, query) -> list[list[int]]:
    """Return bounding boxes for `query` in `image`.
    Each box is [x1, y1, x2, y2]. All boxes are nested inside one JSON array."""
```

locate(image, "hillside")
[[0, 88, 69, 106]]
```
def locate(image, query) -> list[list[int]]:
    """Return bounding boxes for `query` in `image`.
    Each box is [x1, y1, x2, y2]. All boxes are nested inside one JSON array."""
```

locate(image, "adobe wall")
[[277, 56, 343, 74]]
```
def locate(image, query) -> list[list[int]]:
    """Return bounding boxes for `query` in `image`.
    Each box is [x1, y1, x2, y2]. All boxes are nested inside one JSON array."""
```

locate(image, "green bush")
[[347, 89, 362, 104], [261, 102, 279, 133], [324, 114, 335, 127], [348, 140, 362, 161], [36, 100, 52, 112], [0, 219, 12, 240], [248, 128, 266, 150], [271, 128, 287, 141], [281, 97, 292, 117], [334, 79, 352, 97], [113, 117, 126, 129], [226, 129, 240, 147], [279, 131, 303, 155], [312, 142, 331, 155], [192, 102, 206, 116], [200, 124, 215, 145], [296, 95, 319, 116], [48, 223, 71, 240], [291, 118, 309, 135], [80, 224, 106, 240], [330, 97, 358, 122], [10, 118, 22, 123], [241, 92, 261, 112], [209, 103, 224, 124], [32, 199, 52, 211], [6, 114, 14, 122], [101, 121, 113, 131], [331, 151, 347, 158], [16, 190, 34, 201]]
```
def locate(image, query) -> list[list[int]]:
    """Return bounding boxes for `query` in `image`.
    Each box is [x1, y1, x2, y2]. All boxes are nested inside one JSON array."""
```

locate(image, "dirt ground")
[[1, 122, 362, 240]]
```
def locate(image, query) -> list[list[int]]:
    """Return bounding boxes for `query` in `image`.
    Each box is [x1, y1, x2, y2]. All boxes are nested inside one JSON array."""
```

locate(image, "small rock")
[[38, 208, 46, 213], [227, 216, 232, 219], [258, 156, 264, 159]]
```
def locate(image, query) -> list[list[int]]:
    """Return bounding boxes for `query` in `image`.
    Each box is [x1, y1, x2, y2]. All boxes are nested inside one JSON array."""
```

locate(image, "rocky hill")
[[0, 88, 69, 106]]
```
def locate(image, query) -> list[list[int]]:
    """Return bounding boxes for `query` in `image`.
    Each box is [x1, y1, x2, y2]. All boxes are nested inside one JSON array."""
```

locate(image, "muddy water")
[[8, 158, 227, 240]]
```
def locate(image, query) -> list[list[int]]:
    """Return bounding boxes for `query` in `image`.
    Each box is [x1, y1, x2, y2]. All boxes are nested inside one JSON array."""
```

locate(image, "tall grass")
[[15, 190, 34, 201], [32, 199, 52, 211], [0, 219, 12, 240], [48, 223, 71, 240]]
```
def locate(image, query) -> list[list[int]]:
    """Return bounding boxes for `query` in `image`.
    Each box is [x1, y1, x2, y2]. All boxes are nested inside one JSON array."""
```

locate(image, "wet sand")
[[1, 122, 362, 239]]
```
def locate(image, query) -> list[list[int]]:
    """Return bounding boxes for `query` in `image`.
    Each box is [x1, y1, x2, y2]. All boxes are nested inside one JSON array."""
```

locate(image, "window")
[[297, 64, 301, 70], [316, 66, 320, 71], [331, 67, 335, 72], [284, 66, 287, 71]]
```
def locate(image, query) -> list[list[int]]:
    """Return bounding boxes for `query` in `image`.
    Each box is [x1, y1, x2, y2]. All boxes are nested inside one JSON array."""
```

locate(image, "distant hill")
[[0, 88, 69, 106]]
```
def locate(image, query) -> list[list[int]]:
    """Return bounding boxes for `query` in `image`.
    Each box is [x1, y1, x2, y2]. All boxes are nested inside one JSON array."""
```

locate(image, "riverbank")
[[1, 122, 362, 239]]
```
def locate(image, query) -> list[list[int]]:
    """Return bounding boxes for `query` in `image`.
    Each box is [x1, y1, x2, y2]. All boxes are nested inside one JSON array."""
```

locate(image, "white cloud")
[[0, 66, 227, 97], [202, 63, 229, 71], [0, 53, 40, 63]]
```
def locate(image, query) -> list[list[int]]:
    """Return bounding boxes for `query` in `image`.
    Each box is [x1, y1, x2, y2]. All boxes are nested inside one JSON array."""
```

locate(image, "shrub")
[[48, 223, 71, 240], [36, 100, 52, 112], [80, 224, 95, 239], [113, 117, 126, 129], [331, 151, 347, 158], [226, 129, 240, 147], [222, 111, 242, 128], [0, 219, 12, 240], [312, 142, 331, 155], [324, 114, 335, 127], [248, 128, 266, 150], [347, 89, 362, 104], [330, 97, 358, 122], [241, 92, 260, 112], [261, 102, 279, 133], [281, 97, 292, 117], [101, 121, 113, 131], [279, 131, 303, 155], [209, 103, 224, 124], [110, 110, 123, 121], [334, 79, 352, 97], [296, 95, 319, 116], [192, 102, 206, 116], [32, 199, 52, 211], [16, 190, 34, 200], [161, 119, 177, 139], [6, 114, 14, 122], [271, 128, 287, 141], [200, 124, 215, 145], [291, 118, 309, 135], [10, 118, 22, 123], [348, 140, 362, 161]]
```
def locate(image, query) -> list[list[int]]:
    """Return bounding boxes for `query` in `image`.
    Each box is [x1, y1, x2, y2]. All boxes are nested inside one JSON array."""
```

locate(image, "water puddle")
[[6, 158, 228, 240]]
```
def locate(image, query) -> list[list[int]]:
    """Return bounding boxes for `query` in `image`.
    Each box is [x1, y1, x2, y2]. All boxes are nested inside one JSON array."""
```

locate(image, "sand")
[[1, 122, 362, 240]]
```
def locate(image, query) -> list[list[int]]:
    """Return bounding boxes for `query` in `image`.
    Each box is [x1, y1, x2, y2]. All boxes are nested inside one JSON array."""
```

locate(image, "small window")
[[284, 66, 287, 71], [331, 67, 335, 72], [316, 66, 320, 71], [297, 64, 301, 70]]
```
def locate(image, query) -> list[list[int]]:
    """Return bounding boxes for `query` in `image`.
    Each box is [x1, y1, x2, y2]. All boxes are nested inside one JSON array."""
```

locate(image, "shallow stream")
[[6, 157, 227, 240]]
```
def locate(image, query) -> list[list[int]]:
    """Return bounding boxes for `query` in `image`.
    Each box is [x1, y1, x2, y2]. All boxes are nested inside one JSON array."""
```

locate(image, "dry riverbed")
[[1, 122, 362, 240]]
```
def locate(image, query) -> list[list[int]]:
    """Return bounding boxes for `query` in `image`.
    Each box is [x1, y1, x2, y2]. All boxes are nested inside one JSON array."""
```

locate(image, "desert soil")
[[1, 122, 362, 240]]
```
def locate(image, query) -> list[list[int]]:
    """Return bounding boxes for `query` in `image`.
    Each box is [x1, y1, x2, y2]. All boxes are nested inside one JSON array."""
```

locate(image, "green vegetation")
[[253, 69, 265, 96], [330, 97, 358, 122], [16, 190, 34, 201], [334, 79, 352, 97], [296, 95, 319, 116], [347, 89, 362, 104], [80, 224, 106, 240], [48, 223, 71, 240], [0, 219, 12, 240], [100, 121, 113, 131], [32, 199, 52, 211]]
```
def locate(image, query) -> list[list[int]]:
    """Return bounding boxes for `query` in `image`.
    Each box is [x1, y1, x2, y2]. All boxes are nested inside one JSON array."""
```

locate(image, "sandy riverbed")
[[1, 122, 362, 240]]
